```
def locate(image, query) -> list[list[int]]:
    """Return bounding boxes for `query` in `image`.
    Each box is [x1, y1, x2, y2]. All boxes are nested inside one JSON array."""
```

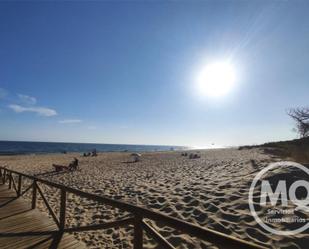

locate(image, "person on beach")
[[91, 149, 97, 157], [69, 158, 79, 171], [53, 158, 79, 172]]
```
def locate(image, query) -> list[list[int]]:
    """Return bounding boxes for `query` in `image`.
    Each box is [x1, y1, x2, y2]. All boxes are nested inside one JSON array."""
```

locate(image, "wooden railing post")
[[9, 173, 12, 189], [32, 180, 37, 209], [3, 169, 6, 184], [59, 188, 66, 231], [17, 175, 22, 196], [133, 214, 143, 249]]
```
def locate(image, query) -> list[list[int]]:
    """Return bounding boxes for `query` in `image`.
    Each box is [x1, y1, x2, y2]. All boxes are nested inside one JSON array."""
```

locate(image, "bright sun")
[[196, 61, 236, 97]]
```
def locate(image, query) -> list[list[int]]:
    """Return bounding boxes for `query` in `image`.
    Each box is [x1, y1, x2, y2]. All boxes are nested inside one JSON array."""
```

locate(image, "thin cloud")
[[9, 104, 57, 117], [58, 119, 82, 124], [18, 94, 37, 105], [87, 125, 97, 130]]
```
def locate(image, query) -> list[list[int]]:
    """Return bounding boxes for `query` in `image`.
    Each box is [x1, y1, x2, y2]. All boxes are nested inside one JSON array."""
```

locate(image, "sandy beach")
[[0, 148, 308, 249], [2, 1, 309, 248]]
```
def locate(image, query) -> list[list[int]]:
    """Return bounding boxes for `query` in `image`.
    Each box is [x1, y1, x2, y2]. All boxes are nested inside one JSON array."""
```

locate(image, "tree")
[[287, 107, 309, 138]]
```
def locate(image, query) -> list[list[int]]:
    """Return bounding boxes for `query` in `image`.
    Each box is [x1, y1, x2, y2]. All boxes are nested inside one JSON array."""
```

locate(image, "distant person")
[[92, 149, 97, 157], [53, 158, 79, 172], [69, 158, 79, 171], [83, 152, 92, 157]]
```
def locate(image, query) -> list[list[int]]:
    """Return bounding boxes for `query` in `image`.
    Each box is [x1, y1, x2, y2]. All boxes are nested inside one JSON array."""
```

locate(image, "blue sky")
[[0, 1, 308, 147]]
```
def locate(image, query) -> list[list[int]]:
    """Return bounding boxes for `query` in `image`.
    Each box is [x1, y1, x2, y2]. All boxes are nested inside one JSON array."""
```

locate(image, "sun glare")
[[196, 61, 236, 97]]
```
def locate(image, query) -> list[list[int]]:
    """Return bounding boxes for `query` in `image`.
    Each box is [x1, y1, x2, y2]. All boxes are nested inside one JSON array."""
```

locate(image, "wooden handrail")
[[133, 214, 143, 249], [8, 172, 12, 189], [0, 166, 267, 249], [32, 180, 37, 209], [17, 175, 22, 196], [20, 183, 33, 197], [59, 188, 66, 231], [12, 175, 18, 194], [36, 183, 60, 228]]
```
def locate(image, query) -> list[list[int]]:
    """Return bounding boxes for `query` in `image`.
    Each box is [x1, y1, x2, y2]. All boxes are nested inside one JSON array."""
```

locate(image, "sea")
[[0, 141, 187, 155]]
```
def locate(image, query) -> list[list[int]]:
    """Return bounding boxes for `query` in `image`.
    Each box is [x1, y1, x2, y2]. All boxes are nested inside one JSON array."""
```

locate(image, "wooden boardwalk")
[[0, 184, 85, 249]]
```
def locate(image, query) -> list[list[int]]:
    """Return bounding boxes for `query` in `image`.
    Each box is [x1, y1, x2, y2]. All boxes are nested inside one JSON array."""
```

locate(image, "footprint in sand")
[[245, 227, 270, 244], [203, 203, 219, 212]]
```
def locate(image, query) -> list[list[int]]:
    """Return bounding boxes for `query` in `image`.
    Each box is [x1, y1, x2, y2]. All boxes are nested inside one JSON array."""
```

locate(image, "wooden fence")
[[0, 166, 267, 249]]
